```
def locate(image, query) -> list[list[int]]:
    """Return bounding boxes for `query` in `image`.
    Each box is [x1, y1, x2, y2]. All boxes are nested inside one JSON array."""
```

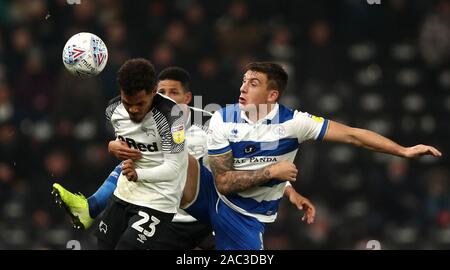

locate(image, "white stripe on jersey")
[[232, 150, 298, 170], [237, 182, 287, 203], [218, 194, 278, 223]]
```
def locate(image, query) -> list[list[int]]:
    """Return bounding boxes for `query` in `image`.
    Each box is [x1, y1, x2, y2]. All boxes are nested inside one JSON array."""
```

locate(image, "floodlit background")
[[0, 0, 449, 249]]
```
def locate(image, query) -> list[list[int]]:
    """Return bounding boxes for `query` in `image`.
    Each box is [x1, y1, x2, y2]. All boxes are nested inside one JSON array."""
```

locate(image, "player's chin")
[[238, 102, 250, 111], [130, 115, 144, 123]]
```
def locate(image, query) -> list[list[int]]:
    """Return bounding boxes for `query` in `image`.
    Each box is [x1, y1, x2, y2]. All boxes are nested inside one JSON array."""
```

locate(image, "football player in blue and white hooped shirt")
[[184, 62, 441, 250]]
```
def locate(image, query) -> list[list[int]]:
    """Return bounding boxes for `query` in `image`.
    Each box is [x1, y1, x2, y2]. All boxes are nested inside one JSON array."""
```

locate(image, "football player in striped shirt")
[[52, 64, 316, 249], [52, 66, 214, 249], [182, 62, 441, 250]]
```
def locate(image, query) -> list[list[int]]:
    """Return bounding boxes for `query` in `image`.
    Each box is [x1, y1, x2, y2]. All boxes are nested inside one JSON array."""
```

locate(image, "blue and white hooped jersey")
[[207, 103, 329, 223]]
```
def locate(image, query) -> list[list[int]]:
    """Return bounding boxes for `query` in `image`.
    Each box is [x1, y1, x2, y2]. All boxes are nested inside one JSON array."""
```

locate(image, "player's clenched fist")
[[122, 159, 138, 182]]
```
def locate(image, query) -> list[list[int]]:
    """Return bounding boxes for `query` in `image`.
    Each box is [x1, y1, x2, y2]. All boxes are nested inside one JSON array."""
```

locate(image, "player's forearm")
[[209, 152, 272, 195], [349, 128, 406, 157], [135, 152, 187, 182], [217, 167, 272, 194]]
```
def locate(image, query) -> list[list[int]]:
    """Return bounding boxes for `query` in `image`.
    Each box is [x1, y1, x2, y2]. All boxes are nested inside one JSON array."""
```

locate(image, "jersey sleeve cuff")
[[317, 119, 329, 141], [208, 145, 232, 156]]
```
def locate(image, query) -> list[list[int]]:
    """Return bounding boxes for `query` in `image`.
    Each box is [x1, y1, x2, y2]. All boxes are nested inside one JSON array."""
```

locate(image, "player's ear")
[[151, 86, 157, 96], [268, 89, 279, 103], [184, 91, 192, 104]]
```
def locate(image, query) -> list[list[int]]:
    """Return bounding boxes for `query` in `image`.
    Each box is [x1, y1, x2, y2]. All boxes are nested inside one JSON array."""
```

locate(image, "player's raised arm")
[[322, 120, 442, 158]]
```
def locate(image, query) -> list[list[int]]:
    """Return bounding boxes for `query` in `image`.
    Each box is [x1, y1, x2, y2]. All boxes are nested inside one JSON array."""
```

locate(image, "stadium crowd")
[[0, 0, 449, 249]]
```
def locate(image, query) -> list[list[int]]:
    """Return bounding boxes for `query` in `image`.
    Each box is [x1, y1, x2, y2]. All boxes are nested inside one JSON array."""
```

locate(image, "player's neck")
[[245, 103, 276, 123]]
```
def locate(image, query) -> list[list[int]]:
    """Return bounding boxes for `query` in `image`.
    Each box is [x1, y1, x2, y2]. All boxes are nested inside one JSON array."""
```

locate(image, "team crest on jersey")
[[307, 114, 324, 123], [142, 126, 156, 137], [230, 128, 239, 139], [244, 145, 257, 154], [171, 124, 185, 144]]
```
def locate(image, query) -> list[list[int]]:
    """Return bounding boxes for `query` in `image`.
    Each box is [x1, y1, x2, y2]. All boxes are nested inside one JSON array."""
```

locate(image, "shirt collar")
[[240, 103, 279, 124]]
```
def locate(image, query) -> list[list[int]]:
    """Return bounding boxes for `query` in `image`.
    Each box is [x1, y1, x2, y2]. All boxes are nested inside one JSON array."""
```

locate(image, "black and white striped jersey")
[[106, 93, 188, 213]]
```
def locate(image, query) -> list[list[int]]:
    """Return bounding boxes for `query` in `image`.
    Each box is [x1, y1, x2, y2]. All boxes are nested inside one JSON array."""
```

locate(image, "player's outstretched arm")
[[323, 120, 442, 158], [209, 151, 298, 195], [284, 184, 315, 224]]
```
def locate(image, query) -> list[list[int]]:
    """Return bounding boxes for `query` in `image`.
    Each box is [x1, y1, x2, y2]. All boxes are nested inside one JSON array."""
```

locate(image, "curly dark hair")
[[117, 58, 156, 95]]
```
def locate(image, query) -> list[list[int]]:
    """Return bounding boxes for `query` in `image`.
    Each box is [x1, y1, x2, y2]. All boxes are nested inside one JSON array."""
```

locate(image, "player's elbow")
[[345, 128, 364, 147], [215, 176, 232, 195]]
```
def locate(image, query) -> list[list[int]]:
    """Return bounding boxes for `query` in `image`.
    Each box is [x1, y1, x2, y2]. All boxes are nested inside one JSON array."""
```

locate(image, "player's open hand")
[[402, 144, 442, 158], [268, 161, 298, 182], [109, 140, 142, 161], [288, 192, 316, 224], [122, 159, 138, 182]]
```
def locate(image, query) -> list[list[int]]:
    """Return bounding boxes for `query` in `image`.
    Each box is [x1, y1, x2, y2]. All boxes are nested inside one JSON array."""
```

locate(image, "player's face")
[[157, 79, 192, 105], [239, 70, 274, 111], [121, 89, 155, 123]]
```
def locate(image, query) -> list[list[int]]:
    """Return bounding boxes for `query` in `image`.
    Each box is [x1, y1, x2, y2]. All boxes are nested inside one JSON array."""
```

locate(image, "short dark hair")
[[117, 58, 156, 95], [158, 67, 191, 93], [245, 62, 288, 97]]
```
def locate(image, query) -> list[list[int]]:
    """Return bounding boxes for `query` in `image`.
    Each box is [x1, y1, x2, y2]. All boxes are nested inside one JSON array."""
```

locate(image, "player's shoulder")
[[105, 95, 122, 121], [152, 93, 178, 113], [152, 93, 183, 117], [214, 103, 241, 123], [290, 107, 327, 127], [152, 93, 184, 124], [276, 103, 296, 123]]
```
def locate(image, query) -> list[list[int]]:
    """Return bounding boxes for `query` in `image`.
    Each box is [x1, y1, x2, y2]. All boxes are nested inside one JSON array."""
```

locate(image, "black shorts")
[[95, 195, 175, 250], [157, 220, 215, 250]]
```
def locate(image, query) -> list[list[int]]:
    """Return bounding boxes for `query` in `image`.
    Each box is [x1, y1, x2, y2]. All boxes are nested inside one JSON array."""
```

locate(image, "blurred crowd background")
[[0, 0, 449, 250]]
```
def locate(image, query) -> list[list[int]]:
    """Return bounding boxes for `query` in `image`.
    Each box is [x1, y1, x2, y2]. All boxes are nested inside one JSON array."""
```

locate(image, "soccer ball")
[[62, 32, 108, 77]]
